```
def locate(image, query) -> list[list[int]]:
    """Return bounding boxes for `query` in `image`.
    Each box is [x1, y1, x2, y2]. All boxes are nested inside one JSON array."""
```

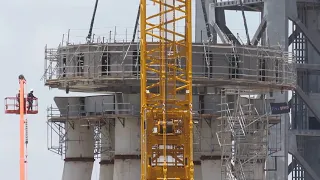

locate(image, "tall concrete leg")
[[62, 120, 95, 180], [200, 117, 222, 180], [113, 117, 140, 180], [264, 0, 289, 179], [99, 119, 115, 180]]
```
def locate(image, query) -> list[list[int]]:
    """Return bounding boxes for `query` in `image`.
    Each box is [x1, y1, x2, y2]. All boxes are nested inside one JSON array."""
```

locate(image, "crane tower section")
[[140, 0, 193, 179]]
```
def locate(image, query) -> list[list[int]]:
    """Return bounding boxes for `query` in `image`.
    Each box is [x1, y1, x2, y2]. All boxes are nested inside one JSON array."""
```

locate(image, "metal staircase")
[[218, 89, 269, 180]]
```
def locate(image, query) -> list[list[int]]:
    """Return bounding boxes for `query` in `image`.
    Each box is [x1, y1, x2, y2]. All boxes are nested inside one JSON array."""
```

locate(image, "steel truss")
[[140, 0, 193, 179]]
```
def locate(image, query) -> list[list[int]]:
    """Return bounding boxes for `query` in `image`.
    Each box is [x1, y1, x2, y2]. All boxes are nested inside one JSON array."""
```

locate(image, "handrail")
[[43, 63, 296, 87]]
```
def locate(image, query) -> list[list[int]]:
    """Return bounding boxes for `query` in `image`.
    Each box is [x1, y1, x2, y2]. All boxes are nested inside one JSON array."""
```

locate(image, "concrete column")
[[264, 1, 289, 179], [113, 117, 140, 180], [54, 97, 95, 180], [200, 94, 223, 180], [201, 159, 221, 180], [264, 0, 288, 49], [62, 120, 95, 180], [99, 120, 115, 180], [200, 118, 222, 180]]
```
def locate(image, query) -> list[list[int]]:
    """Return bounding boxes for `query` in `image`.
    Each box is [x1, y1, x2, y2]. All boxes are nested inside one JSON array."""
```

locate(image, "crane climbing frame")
[[140, 0, 193, 179], [4, 75, 38, 180]]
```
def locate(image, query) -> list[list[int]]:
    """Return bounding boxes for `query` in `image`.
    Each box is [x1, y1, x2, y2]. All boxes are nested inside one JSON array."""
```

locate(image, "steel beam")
[[291, 17, 320, 55], [211, 23, 229, 44], [288, 131, 320, 180], [251, 16, 267, 45], [208, 6, 240, 44], [290, 129, 320, 136], [219, 25, 241, 45], [295, 86, 320, 123], [296, 63, 320, 73], [288, 159, 297, 175], [289, 150, 320, 180], [288, 29, 299, 46]]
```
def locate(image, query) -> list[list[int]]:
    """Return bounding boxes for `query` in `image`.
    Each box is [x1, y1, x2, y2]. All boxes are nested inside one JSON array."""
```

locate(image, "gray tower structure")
[[195, 0, 320, 180]]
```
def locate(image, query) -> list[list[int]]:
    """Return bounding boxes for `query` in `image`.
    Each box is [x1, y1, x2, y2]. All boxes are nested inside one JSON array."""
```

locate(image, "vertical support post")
[[19, 78, 26, 180]]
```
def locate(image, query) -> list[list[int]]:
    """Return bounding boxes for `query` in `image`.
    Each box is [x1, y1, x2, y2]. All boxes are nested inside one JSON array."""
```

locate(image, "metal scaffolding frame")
[[46, 101, 138, 158], [46, 98, 221, 158], [42, 42, 296, 94], [217, 89, 284, 180]]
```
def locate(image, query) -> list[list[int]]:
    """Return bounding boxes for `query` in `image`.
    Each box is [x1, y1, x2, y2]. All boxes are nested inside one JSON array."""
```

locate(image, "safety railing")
[[47, 102, 140, 120], [5, 97, 38, 114], [44, 64, 296, 89], [46, 100, 222, 123], [218, 89, 271, 180], [43, 43, 296, 90], [57, 26, 197, 46]]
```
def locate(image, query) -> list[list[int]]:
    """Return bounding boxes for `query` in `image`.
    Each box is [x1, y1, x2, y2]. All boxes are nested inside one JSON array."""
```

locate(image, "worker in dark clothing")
[[16, 90, 20, 107], [27, 89, 36, 111]]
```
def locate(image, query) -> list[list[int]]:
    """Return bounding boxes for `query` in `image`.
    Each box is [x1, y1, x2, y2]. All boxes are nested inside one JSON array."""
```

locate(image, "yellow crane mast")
[[140, 0, 193, 179]]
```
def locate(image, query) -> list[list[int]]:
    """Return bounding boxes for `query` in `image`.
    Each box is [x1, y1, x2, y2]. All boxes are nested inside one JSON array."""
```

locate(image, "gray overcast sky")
[[0, 0, 260, 179]]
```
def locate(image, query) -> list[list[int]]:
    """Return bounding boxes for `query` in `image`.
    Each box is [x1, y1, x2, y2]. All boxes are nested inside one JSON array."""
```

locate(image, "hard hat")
[[30, 89, 34, 92]]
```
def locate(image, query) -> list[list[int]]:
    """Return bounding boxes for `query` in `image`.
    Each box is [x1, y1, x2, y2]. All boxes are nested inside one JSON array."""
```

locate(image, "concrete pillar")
[[201, 159, 221, 180], [99, 120, 115, 180], [264, 0, 288, 49], [254, 163, 266, 180], [200, 94, 223, 180], [54, 97, 95, 180], [200, 118, 221, 180], [264, 2, 289, 179], [113, 117, 140, 180], [62, 120, 95, 180]]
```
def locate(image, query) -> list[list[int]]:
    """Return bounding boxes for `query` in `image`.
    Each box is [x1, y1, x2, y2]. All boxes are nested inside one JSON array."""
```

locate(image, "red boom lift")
[[4, 75, 38, 180]]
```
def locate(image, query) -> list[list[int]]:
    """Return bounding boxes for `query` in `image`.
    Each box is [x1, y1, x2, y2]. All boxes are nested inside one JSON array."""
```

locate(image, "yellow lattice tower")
[[140, 0, 193, 179]]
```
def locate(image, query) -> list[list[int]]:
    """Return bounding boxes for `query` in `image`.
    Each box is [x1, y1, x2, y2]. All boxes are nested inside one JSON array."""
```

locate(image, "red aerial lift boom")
[[4, 75, 38, 180]]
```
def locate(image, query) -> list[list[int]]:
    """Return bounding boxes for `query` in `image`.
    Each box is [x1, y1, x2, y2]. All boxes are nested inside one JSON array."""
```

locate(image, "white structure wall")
[[54, 97, 95, 180], [113, 108, 140, 180], [62, 119, 95, 180], [200, 92, 225, 180]]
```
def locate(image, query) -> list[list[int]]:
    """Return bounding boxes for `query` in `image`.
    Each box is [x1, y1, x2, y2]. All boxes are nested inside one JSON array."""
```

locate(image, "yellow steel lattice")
[[140, 0, 193, 179]]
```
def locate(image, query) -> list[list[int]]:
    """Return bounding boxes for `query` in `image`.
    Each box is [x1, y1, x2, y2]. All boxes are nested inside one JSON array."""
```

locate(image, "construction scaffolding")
[[46, 101, 138, 158], [46, 97, 219, 158], [217, 89, 271, 180], [42, 41, 296, 93]]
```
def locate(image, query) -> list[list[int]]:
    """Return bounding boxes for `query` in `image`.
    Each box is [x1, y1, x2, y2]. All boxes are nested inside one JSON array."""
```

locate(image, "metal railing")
[[5, 97, 39, 113], [47, 102, 140, 119], [43, 43, 296, 90]]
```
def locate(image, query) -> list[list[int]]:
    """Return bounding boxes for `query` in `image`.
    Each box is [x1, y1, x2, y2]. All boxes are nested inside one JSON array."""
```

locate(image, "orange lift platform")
[[4, 74, 38, 180], [4, 97, 38, 114]]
